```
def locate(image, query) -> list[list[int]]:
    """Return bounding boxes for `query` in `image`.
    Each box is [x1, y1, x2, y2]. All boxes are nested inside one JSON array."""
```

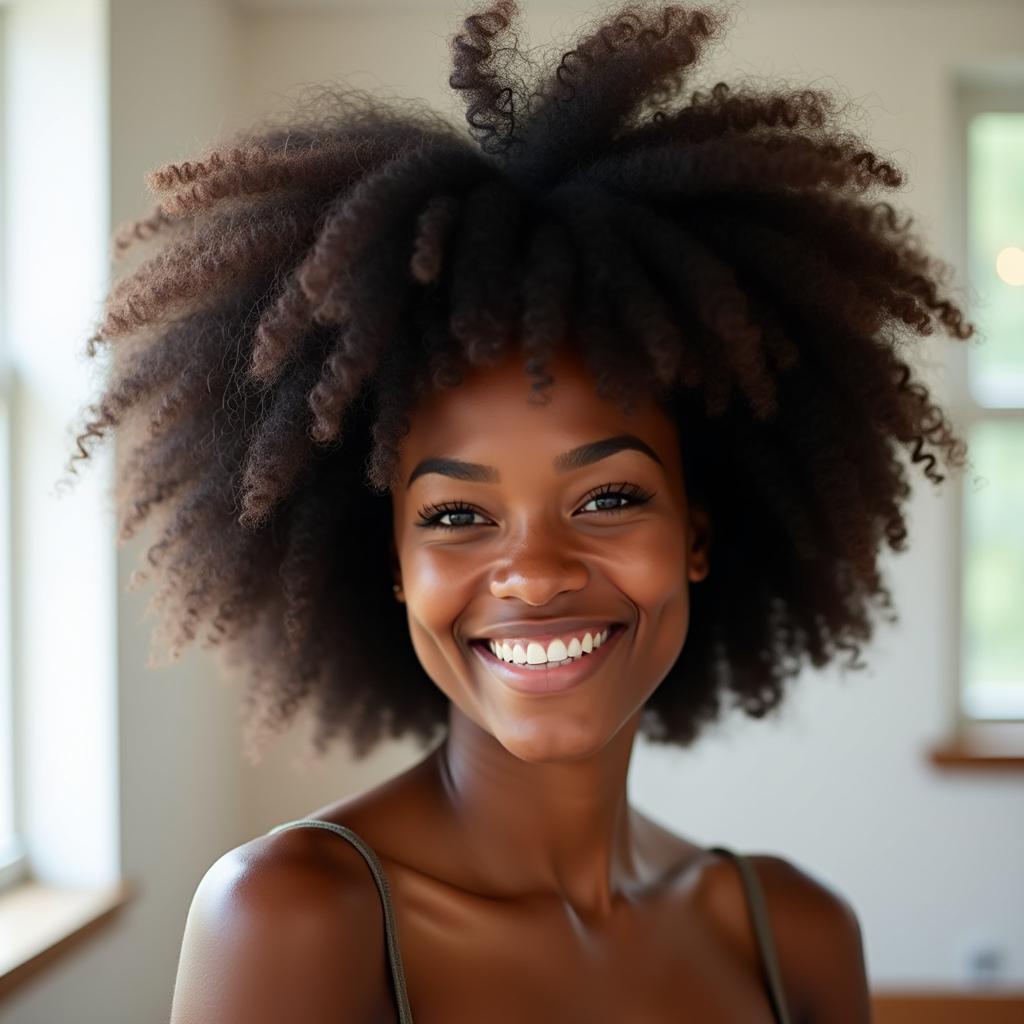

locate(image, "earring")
[[392, 583, 402, 596]]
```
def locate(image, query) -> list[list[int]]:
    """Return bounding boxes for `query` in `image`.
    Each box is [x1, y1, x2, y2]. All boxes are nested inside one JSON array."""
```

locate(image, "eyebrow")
[[405, 433, 664, 489]]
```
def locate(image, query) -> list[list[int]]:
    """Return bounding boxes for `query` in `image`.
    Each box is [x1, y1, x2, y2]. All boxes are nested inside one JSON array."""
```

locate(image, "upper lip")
[[469, 619, 624, 641]]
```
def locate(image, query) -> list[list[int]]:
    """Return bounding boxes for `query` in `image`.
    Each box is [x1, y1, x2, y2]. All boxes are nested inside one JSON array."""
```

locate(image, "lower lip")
[[470, 625, 627, 696]]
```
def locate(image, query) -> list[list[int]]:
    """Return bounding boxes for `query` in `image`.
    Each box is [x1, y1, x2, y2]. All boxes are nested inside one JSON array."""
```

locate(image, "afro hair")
[[62, 0, 977, 765]]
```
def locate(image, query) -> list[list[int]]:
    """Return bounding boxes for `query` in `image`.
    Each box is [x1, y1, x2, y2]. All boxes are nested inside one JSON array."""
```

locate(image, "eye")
[[414, 501, 489, 531], [414, 482, 655, 532], [575, 481, 655, 516]]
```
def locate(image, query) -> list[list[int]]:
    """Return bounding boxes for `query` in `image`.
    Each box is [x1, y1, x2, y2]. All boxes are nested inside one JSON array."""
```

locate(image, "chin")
[[494, 719, 621, 764]]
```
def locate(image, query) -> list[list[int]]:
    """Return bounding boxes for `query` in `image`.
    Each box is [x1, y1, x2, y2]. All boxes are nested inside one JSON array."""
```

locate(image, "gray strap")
[[267, 819, 415, 1024], [708, 846, 792, 1024]]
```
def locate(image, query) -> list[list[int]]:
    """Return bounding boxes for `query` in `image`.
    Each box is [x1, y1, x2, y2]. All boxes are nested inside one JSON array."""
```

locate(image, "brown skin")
[[386, 340, 711, 912], [172, 343, 871, 1023]]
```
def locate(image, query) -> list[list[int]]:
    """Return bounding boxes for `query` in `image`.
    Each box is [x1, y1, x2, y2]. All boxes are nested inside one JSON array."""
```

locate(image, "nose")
[[488, 542, 590, 605]]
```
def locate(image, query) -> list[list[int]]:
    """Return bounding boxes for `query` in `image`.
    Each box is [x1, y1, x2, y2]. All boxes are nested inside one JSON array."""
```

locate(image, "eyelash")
[[415, 482, 655, 532]]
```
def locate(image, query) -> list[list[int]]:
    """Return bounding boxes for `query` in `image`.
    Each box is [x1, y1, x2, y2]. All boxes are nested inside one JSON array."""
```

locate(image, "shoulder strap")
[[266, 818, 415, 1024], [707, 846, 793, 1024]]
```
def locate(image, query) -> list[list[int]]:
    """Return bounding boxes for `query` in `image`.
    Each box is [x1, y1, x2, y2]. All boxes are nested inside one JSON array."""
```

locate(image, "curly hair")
[[62, 0, 977, 765]]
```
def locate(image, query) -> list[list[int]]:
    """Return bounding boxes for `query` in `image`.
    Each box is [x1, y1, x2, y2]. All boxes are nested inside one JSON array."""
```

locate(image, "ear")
[[687, 502, 711, 583]]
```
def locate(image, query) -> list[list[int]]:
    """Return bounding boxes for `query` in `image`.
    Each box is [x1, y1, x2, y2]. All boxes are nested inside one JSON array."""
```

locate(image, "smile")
[[469, 624, 627, 696]]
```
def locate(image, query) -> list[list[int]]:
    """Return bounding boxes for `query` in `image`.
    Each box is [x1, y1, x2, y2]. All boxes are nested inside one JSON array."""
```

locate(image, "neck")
[[428, 705, 645, 922]]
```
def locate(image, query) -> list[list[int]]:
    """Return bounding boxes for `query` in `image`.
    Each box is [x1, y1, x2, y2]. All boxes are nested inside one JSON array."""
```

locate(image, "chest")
[[380, 861, 783, 1024]]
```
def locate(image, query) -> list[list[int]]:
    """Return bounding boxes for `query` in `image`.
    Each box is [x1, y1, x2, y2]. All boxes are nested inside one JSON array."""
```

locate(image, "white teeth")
[[546, 638, 568, 662], [485, 627, 615, 665], [526, 642, 546, 664]]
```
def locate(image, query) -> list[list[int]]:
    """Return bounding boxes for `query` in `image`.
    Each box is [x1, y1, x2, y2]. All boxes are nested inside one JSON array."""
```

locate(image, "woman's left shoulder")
[[734, 852, 872, 1024]]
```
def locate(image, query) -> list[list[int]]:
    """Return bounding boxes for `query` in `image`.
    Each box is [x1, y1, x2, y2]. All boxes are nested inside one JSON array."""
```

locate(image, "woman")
[[65, 1, 974, 1020]]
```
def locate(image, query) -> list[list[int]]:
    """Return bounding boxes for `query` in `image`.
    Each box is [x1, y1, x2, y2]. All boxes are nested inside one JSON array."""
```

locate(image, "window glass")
[[962, 419, 1024, 719], [967, 112, 1024, 406]]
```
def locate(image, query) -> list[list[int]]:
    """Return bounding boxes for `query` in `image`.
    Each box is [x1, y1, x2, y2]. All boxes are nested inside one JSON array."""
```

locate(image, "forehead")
[[398, 344, 679, 467]]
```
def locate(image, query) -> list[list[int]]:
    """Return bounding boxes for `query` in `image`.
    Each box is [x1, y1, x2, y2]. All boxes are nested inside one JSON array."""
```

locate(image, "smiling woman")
[[390, 343, 709, 732], [58, 0, 974, 1021]]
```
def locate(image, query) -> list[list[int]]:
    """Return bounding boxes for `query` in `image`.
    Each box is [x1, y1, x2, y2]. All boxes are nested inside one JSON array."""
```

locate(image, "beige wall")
[[4, 2, 1023, 1022]]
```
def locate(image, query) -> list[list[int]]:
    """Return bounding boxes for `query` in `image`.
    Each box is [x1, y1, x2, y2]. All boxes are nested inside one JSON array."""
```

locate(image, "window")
[[958, 96, 1024, 724]]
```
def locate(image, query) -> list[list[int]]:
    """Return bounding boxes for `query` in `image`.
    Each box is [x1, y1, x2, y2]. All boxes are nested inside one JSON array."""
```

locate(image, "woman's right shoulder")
[[243, 818, 387, 888], [168, 824, 390, 1024]]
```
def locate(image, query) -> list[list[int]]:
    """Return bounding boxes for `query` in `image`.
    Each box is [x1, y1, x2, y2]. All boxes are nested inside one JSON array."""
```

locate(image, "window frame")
[[949, 81, 1024, 735]]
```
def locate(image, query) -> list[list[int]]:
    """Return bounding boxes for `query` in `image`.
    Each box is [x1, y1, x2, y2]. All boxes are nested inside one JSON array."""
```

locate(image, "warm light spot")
[[995, 246, 1024, 287]]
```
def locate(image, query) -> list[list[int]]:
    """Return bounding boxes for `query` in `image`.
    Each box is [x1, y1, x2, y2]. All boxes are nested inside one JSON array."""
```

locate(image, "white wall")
[[3, 2, 1023, 1022]]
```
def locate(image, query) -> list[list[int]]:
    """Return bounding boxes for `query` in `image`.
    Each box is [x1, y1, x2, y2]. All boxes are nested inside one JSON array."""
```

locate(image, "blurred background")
[[0, 0, 1022, 1021]]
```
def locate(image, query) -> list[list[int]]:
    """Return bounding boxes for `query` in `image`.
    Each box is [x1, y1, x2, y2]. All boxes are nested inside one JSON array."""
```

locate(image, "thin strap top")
[[266, 819, 793, 1024], [707, 844, 794, 1024]]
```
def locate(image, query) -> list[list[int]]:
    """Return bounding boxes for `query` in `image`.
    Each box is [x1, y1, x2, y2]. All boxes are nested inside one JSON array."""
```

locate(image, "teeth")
[[486, 628, 611, 665], [546, 638, 568, 662], [526, 641, 547, 665]]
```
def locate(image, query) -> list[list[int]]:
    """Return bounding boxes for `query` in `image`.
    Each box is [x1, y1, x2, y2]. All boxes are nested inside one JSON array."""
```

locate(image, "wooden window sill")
[[0, 878, 137, 999], [928, 721, 1024, 770], [872, 988, 1024, 1023]]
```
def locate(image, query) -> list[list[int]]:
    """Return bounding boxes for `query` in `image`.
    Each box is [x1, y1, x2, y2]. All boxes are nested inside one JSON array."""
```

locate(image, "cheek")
[[610, 516, 689, 610], [607, 518, 692, 681], [400, 547, 472, 679], [403, 547, 471, 625]]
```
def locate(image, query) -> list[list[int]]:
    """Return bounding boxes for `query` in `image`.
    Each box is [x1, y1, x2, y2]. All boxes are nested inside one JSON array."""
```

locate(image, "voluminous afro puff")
[[64, 1, 977, 765]]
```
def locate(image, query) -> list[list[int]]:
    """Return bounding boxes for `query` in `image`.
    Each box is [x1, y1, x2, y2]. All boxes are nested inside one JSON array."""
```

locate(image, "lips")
[[469, 623, 627, 696]]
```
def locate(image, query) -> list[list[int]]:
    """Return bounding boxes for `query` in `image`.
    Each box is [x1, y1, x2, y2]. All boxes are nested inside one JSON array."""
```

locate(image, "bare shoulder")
[[700, 851, 871, 1024], [168, 827, 391, 1024]]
